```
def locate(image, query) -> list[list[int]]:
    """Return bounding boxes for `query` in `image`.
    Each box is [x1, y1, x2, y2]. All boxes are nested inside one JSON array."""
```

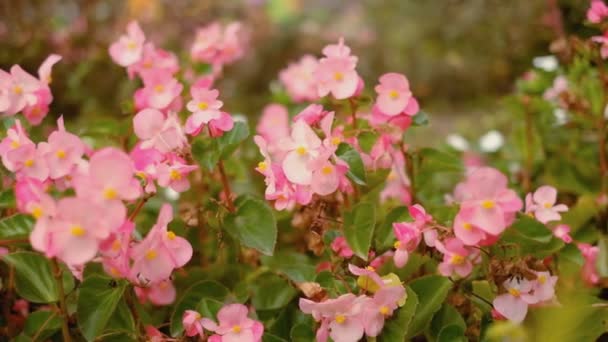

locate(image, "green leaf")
[[191, 138, 220, 171], [597, 235, 608, 277], [263, 333, 289, 342], [343, 202, 376, 260], [261, 251, 316, 282], [471, 280, 494, 311], [170, 280, 230, 336], [412, 111, 429, 126], [358, 131, 379, 154], [378, 286, 418, 341], [406, 275, 452, 338], [0, 189, 15, 208], [417, 148, 463, 173], [196, 298, 224, 318], [251, 273, 297, 310], [22, 310, 61, 341], [430, 304, 466, 339], [103, 299, 136, 339], [375, 206, 409, 251], [218, 121, 250, 159], [290, 322, 315, 342], [437, 324, 466, 342], [0, 214, 34, 239], [224, 195, 277, 256], [3, 252, 75, 303], [76, 275, 128, 341], [498, 215, 564, 257], [336, 143, 367, 185], [506, 215, 553, 243]]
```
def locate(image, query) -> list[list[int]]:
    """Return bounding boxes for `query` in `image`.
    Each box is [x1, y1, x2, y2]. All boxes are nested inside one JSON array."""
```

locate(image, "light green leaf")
[[0, 214, 34, 239], [406, 275, 452, 338], [336, 143, 367, 185]]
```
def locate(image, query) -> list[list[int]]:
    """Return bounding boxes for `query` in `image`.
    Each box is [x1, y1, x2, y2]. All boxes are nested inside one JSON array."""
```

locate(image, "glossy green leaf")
[[22, 310, 61, 341], [251, 273, 297, 310], [170, 280, 230, 336], [261, 251, 316, 282], [76, 275, 128, 341], [3, 252, 75, 303], [378, 286, 418, 341], [336, 143, 367, 185], [224, 195, 277, 256], [0, 189, 15, 208], [191, 137, 220, 171], [196, 298, 224, 318], [406, 275, 452, 338], [0, 214, 34, 239], [218, 121, 250, 159], [358, 131, 379, 153], [343, 202, 376, 260], [430, 304, 466, 339], [290, 322, 315, 342], [375, 206, 409, 250], [437, 324, 467, 342]]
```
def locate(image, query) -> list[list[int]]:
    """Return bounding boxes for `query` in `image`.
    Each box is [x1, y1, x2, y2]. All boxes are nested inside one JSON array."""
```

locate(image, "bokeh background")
[[0, 0, 592, 142]]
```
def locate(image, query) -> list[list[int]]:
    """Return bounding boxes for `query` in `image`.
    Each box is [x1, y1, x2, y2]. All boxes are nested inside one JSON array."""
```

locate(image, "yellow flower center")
[[13, 85, 22, 95], [166, 231, 176, 240], [145, 250, 157, 260], [70, 225, 85, 237], [333, 72, 344, 81], [31, 206, 43, 219], [258, 161, 268, 171], [481, 200, 495, 209], [111, 240, 121, 251], [198, 102, 209, 110], [321, 165, 333, 175], [126, 41, 138, 50], [143, 61, 153, 69], [169, 169, 182, 181], [334, 315, 346, 324], [389, 90, 399, 100], [379, 306, 390, 316], [543, 202, 552, 209], [24, 159, 34, 167], [135, 171, 147, 180], [451, 254, 465, 265], [56, 149, 66, 159], [366, 266, 376, 272], [154, 84, 164, 93], [331, 137, 341, 146], [110, 267, 120, 276], [508, 288, 521, 297], [462, 222, 472, 231], [538, 275, 546, 284], [104, 188, 118, 200], [232, 325, 241, 333], [10, 140, 19, 149], [296, 146, 307, 156], [394, 241, 402, 249]]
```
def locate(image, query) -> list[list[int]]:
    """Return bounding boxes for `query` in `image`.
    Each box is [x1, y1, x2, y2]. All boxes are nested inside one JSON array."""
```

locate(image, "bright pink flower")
[[578, 243, 600, 285], [435, 238, 475, 278], [493, 277, 535, 324], [315, 38, 359, 100], [184, 87, 226, 133], [281, 120, 322, 185], [39, 121, 85, 179], [392, 222, 422, 268], [588, 0, 608, 23], [130, 204, 192, 283], [156, 160, 198, 192], [552, 224, 573, 243], [133, 109, 187, 153], [374, 73, 418, 116], [309, 155, 347, 196], [14, 177, 46, 214], [331, 236, 354, 258], [185, 109, 234, 137], [136, 279, 176, 306], [128, 43, 179, 80], [279, 55, 319, 102], [362, 286, 405, 337], [299, 294, 366, 342], [138, 72, 183, 110], [293, 104, 332, 126], [525, 186, 568, 224], [201, 303, 264, 342], [453, 206, 486, 246], [109, 21, 146, 67], [182, 310, 204, 337]]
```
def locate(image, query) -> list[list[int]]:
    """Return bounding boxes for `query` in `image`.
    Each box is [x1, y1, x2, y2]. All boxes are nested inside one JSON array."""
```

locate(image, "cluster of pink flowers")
[[182, 303, 264, 342], [299, 265, 406, 342], [492, 272, 558, 323], [190, 22, 248, 74], [0, 54, 61, 125], [589, 1, 608, 58]]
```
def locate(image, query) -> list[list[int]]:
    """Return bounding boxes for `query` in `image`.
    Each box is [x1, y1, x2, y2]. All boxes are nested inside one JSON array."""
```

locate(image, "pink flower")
[[592, 32, 608, 59], [309, 154, 347, 196], [543, 76, 568, 101], [525, 186, 568, 224], [331, 236, 354, 258], [552, 224, 573, 243], [493, 277, 535, 324], [6, 143, 49, 181], [136, 279, 176, 306], [109, 21, 146, 67], [348, 264, 385, 291], [190, 22, 247, 69], [128, 43, 179, 80], [201, 304, 264, 342], [362, 285, 405, 337], [38, 121, 85, 179], [279, 55, 319, 102], [133, 109, 187, 153], [0, 65, 41, 115], [435, 238, 475, 278], [299, 294, 366, 342], [0, 120, 33, 170], [281, 120, 322, 185], [578, 243, 600, 285], [156, 159, 198, 192], [256, 104, 290, 150], [373, 73, 418, 116], [392, 222, 422, 268], [182, 310, 204, 337], [453, 206, 486, 246], [588, 0, 608, 23], [526, 271, 557, 304], [130, 204, 192, 283], [138, 72, 183, 110], [184, 87, 231, 136], [314, 38, 359, 100], [293, 104, 333, 126]]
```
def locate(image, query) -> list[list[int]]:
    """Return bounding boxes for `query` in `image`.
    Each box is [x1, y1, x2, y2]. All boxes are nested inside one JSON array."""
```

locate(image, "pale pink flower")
[[256, 104, 290, 150], [348, 264, 385, 290], [526, 271, 557, 304], [362, 286, 405, 337], [588, 0, 608, 23], [190, 22, 247, 69], [543, 75, 568, 101], [578, 243, 600, 285], [6, 143, 49, 181], [37, 54, 62, 85], [138, 72, 183, 110], [592, 31, 608, 59], [14, 177, 47, 214], [201, 303, 264, 342], [392, 222, 422, 268], [552, 224, 573, 243], [280, 120, 322, 185], [0, 120, 33, 170], [331, 236, 354, 258], [184, 87, 225, 132], [293, 104, 332, 126], [133, 109, 187, 153], [493, 277, 535, 324], [135, 279, 177, 306], [279, 55, 319, 102], [435, 238, 475, 278], [374, 73, 418, 116], [315, 38, 359, 100], [128, 43, 179, 80], [0, 65, 41, 115], [299, 294, 366, 342], [156, 160, 198, 192], [39, 120, 85, 179], [453, 206, 486, 246], [525, 186, 568, 224], [130, 204, 192, 283], [182, 310, 204, 337], [109, 21, 146, 67]]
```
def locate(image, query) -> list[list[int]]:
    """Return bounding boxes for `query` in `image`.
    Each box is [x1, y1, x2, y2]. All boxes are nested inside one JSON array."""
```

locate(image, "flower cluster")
[[182, 303, 264, 342]]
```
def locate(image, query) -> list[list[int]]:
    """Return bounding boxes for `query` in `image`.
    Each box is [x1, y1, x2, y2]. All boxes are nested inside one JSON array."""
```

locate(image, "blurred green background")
[[0, 0, 592, 140]]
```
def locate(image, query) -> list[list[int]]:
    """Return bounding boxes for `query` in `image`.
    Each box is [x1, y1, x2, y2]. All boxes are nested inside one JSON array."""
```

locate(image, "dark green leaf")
[[378, 286, 418, 341], [0, 214, 34, 239], [224, 195, 277, 256], [76, 275, 127, 341], [196, 298, 224, 318], [218, 121, 250, 159], [406, 275, 452, 338], [251, 273, 297, 310], [261, 251, 316, 282], [418, 148, 463, 173], [0, 189, 15, 208], [375, 206, 409, 251], [343, 202, 376, 260], [336, 143, 367, 185], [290, 322, 315, 342], [358, 131, 379, 154], [437, 324, 467, 342], [430, 304, 466, 339], [506, 215, 553, 243], [3, 252, 75, 303], [597, 235, 608, 277], [22, 310, 61, 341], [170, 280, 230, 336], [192, 138, 220, 171]]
